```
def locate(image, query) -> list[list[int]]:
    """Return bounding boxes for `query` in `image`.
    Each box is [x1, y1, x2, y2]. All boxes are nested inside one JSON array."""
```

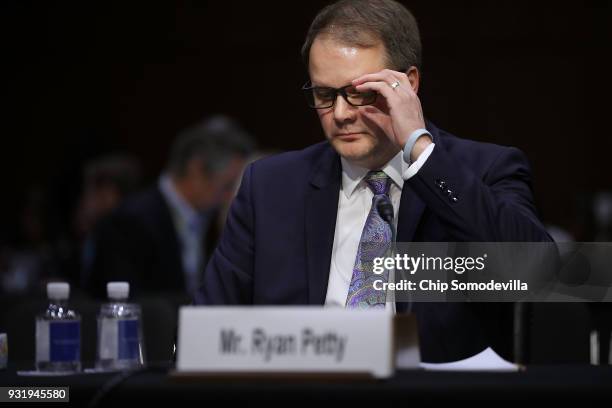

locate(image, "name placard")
[[176, 307, 394, 378]]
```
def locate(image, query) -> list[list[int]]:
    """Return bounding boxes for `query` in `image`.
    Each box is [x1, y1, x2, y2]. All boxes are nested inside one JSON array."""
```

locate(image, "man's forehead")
[[336, 45, 359, 57], [308, 38, 386, 86]]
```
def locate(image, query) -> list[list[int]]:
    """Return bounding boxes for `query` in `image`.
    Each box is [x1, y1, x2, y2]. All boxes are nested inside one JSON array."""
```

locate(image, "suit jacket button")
[[436, 179, 446, 189], [450, 195, 459, 203], [445, 188, 453, 196]]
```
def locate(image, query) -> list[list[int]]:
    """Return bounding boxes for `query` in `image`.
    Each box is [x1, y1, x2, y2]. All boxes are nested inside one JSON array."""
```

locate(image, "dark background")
[[1, 0, 611, 244]]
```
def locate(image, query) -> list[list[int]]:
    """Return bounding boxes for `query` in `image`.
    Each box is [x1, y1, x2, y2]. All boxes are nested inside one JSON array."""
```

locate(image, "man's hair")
[[167, 115, 256, 177], [301, 0, 422, 71]]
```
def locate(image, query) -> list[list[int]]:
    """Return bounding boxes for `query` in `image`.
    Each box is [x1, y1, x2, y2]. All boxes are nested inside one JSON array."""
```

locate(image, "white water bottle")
[[35, 283, 81, 372], [96, 282, 144, 370]]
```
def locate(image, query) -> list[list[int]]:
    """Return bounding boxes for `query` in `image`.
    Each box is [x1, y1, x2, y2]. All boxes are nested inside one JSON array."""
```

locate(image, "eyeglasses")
[[302, 67, 411, 109], [301, 81, 378, 109]]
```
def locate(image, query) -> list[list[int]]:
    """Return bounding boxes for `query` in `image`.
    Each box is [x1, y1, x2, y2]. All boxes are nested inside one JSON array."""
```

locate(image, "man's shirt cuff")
[[402, 143, 435, 180]]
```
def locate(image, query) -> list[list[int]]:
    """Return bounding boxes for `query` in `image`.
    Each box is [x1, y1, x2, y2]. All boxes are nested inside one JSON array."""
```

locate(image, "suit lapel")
[[396, 184, 425, 314], [396, 184, 426, 242], [305, 145, 341, 305]]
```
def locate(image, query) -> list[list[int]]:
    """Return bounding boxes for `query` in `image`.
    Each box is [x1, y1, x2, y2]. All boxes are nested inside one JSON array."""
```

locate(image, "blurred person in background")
[[75, 155, 142, 242], [84, 115, 255, 300], [0, 155, 141, 296], [0, 187, 56, 296], [75, 155, 142, 287]]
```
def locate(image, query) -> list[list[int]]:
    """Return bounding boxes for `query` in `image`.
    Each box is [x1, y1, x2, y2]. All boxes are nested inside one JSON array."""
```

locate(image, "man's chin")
[[329, 139, 374, 164]]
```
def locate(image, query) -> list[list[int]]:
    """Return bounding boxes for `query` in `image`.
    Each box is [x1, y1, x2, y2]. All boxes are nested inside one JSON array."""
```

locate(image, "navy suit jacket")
[[87, 186, 219, 299], [196, 122, 551, 362]]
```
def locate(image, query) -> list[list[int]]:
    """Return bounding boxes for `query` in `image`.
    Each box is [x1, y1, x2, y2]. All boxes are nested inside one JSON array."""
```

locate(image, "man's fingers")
[[354, 81, 399, 103], [352, 72, 394, 87], [353, 69, 408, 84], [353, 70, 414, 96], [382, 69, 411, 86]]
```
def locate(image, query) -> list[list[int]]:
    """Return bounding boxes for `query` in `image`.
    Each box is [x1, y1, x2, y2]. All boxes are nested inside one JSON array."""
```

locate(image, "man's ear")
[[406, 66, 420, 94]]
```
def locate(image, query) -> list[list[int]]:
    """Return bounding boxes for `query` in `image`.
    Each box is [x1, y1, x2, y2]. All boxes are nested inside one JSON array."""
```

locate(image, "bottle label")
[[99, 318, 140, 361], [49, 321, 80, 362], [118, 319, 140, 360]]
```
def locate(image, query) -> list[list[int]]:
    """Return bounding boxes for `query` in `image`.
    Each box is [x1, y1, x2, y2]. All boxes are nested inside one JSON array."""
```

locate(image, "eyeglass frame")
[[301, 67, 410, 109], [301, 81, 378, 109]]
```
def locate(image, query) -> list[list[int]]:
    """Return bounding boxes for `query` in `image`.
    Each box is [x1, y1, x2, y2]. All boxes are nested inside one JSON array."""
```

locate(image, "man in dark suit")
[[196, 0, 551, 362], [85, 116, 255, 299]]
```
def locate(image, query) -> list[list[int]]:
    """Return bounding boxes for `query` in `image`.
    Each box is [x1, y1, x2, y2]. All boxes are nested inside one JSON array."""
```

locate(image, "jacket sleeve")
[[194, 163, 255, 304], [407, 144, 551, 242]]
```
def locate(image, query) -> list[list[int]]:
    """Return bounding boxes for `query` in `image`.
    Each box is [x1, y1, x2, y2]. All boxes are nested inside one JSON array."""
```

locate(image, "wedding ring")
[[390, 81, 401, 90]]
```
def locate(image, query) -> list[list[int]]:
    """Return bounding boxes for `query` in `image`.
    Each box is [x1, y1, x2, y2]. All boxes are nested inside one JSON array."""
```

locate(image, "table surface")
[[1, 363, 611, 406]]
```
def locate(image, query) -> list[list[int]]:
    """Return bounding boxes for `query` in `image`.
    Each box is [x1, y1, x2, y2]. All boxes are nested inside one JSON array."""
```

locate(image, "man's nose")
[[332, 94, 357, 124]]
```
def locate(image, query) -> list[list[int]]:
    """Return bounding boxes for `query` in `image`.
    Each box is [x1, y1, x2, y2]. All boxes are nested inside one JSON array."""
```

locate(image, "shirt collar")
[[159, 173, 202, 231], [340, 151, 406, 199]]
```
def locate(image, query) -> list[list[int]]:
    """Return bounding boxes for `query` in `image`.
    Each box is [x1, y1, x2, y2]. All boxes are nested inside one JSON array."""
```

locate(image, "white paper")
[[419, 347, 519, 372]]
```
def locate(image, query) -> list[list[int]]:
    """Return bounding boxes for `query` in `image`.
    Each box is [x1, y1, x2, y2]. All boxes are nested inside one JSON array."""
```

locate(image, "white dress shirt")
[[159, 174, 209, 298], [324, 143, 435, 310]]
